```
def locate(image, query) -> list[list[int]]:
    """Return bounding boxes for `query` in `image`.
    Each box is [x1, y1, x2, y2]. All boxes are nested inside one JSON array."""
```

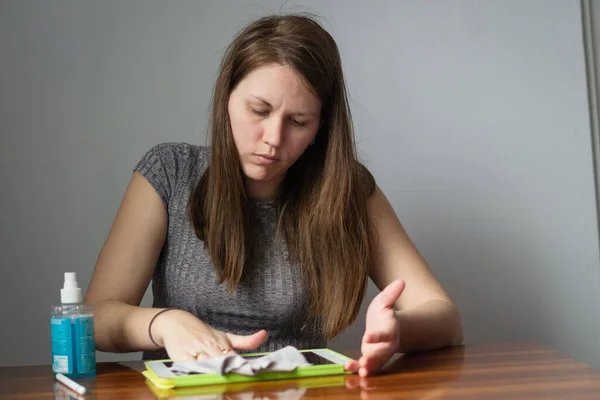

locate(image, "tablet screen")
[[245, 351, 335, 365]]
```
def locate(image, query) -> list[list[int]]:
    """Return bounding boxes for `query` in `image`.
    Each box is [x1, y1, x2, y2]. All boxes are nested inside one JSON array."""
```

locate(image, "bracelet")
[[148, 308, 176, 348]]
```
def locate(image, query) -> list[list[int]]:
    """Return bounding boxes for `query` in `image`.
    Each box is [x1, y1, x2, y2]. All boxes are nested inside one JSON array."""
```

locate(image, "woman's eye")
[[252, 108, 268, 116], [291, 119, 306, 127]]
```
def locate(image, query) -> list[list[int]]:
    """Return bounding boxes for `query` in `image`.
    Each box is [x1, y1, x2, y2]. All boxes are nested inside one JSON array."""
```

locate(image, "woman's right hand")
[[151, 309, 268, 361]]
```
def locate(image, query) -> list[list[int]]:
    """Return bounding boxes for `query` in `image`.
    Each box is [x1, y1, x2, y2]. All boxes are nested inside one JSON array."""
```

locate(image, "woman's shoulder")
[[141, 142, 210, 171], [135, 142, 211, 202], [144, 142, 209, 162]]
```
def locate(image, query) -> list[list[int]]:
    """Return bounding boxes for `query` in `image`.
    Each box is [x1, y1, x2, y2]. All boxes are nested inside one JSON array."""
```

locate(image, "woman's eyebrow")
[[250, 95, 316, 117]]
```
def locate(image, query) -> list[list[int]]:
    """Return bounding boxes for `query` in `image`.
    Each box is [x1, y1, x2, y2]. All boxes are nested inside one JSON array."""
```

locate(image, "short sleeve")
[[134, 143, 187, 207]]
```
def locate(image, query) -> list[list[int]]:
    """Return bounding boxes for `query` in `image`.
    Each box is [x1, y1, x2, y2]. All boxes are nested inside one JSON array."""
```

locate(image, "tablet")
[[143, 348, 352, 390], [145, 373, 346, 398]]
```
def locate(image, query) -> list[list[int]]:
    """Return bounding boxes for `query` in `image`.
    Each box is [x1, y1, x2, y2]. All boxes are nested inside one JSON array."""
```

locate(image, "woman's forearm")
[[92, 300, 166, 353], [395, 299, 463, 354]]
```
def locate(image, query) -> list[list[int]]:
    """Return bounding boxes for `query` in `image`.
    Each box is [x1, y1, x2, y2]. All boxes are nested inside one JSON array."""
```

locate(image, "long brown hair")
[[189, 14, 375, 339]]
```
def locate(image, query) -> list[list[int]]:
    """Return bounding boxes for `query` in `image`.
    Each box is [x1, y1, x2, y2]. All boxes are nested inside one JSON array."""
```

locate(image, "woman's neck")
[[245, 176, 283, 201]]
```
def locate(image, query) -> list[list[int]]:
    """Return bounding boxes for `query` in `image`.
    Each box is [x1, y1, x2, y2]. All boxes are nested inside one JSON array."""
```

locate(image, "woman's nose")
[[262, 118, 284, 147]]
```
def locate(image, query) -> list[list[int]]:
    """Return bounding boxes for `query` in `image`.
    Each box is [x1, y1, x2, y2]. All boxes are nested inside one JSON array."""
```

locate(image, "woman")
[[85, 13, 463, 377]]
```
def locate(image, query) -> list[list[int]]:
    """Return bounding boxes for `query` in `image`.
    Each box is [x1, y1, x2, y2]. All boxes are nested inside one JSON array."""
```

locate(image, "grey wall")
[[1, 0, 599, 368]]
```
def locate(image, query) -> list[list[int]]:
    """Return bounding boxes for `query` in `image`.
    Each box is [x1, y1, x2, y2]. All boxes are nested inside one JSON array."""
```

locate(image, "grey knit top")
[[134, 143, 325, 360]]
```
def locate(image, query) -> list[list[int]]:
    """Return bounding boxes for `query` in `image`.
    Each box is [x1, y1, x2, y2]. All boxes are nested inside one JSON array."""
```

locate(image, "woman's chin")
[[245, 174, 270, 182], [243, 165, 278, 182]]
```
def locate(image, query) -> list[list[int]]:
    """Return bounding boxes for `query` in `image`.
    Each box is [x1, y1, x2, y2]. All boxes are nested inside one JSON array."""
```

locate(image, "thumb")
[[225, 329, 268, 350], [371, 280, 405, 310]]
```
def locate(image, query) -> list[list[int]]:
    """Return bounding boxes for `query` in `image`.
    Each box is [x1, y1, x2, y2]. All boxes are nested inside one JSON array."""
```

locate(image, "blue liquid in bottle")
[[50, 273, 96, 378]]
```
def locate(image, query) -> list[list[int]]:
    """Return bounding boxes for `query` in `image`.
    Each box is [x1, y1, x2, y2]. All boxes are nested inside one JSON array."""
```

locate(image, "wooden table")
[[1, 342, 600, 399]]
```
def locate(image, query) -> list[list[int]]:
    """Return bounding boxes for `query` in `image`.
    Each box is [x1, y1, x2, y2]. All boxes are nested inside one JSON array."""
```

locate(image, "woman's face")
[[227, 63, 322, 200]]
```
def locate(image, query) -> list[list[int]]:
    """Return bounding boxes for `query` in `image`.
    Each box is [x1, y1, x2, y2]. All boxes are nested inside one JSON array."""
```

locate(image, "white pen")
[[55, 373, 87, 395]]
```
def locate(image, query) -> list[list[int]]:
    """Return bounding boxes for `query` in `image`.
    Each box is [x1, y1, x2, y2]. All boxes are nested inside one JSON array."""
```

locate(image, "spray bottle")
[[50, 272, 96, 378]]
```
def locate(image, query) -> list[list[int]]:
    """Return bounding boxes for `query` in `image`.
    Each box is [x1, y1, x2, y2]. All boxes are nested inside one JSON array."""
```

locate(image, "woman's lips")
[[253, 154, 279, 165]]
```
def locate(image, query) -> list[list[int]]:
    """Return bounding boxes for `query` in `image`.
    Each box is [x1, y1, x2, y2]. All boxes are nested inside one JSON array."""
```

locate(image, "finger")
[[359, 344, 393, 374], [359, 360, 387, 378], [345, 360, 360, 373], [176, 346, 208, 360], [169, 350, 197, 362], [363, 330, 395, 344], [371, 280, 405, 310], [186, 339, 209, 359], [194, 351, 210, 360], [225, 329, 268, 350], [189, 338, 223, 358], [360, 345, 391, 369], [359, 354, 387, 377], [202, 339, 230, 358], [218, 344, 235, 355], [361, 359, 385, 376], [213, 334, 236, 356]]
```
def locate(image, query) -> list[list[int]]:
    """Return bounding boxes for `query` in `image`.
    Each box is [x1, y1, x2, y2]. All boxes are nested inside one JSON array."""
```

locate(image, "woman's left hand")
[[345, 280, 405, 377]]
